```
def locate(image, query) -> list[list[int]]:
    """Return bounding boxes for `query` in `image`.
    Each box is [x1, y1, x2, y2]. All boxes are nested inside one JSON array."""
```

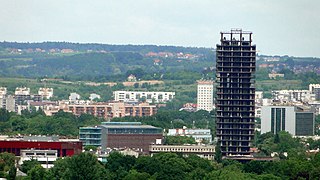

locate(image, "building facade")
[[197, 80, 214, 112], [79, 126, 105, 147], [0, 137, 82, 157], [167, 128, 212, 143], [272, 90, 315, 102], [38, 88, 53, 99], [68, 102, 157, 119], [113, 91, 175, 103], [261, 106, 314, 136], [0, 95, 15, 112], [19, 149, 58, 169], [0, 87, 7, 98], [216, 29, 256, 156], [79, 122, 163, 154], [149, 145, 215, 160], [15, 87, 30, 95], [309, 84, 320, 93]]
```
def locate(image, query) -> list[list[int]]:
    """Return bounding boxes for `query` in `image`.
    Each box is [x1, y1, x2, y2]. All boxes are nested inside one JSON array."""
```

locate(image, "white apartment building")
[[113, 91, 175, 103], [0, 95, 15, 112], [15, 87, 30, 95], [197, 80, 214, 111], [0, 87, 7, 98], [38, 88, 53, 99]]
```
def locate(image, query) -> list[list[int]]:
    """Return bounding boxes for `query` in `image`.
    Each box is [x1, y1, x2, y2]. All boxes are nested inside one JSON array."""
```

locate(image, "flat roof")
[[100, 124, 162, 130]]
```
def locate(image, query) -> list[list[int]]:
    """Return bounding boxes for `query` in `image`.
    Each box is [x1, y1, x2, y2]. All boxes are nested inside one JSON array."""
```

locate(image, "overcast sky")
[[1, 0, 320, 57]]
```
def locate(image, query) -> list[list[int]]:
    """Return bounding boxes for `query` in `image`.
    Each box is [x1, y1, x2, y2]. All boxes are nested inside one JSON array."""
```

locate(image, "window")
[[282, 108, 286, 131]]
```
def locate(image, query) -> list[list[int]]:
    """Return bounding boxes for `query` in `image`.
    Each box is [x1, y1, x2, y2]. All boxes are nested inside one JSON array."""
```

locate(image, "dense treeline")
[[0, 41, 212, 54], [0, 109, 101, 137], [112, 109, 216, 132], [15, 150, 320, 180], [0, 41, 215, 81], [0, 108, 215, 137], [14, 130, 320, 179]]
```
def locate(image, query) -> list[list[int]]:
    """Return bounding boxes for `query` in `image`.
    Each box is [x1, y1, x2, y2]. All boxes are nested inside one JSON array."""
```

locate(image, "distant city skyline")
[[1, 0, 320, 57]]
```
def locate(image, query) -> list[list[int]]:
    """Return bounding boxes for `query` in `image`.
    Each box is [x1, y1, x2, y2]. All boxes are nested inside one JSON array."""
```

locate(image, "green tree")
[[27, 165, 46, 180], [84, 145, 97, 152], [153, 153, 191, 180], [0, 108, 10, 122], [0, 152, 16, 179], [214, 141, 222, 163], [164, 136, 196, 145], [123, 170, 150, 180], [66, 153, 106, 180], [105, 152, 136, 179], [21, 159, 41, 174]]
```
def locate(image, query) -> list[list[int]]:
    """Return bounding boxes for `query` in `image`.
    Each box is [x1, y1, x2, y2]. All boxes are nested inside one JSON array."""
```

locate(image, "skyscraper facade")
[[216, 29, 256, 156]]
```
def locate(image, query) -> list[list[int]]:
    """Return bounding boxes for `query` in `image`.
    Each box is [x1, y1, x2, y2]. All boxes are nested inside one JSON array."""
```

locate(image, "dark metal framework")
[[216, 29, 256, 156]]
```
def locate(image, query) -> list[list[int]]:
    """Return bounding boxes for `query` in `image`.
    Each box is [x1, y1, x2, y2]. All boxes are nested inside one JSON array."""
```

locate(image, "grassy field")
[[256, 79, 305, 91], [0, 57, 33, 61]]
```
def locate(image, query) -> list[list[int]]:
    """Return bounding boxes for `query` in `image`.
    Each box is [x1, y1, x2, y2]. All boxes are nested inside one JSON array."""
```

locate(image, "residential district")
[[0, 29, 320, 179]]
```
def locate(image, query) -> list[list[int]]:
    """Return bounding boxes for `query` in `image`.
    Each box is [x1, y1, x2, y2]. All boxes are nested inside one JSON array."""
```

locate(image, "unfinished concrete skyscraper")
[[216, 29, 256, 156]]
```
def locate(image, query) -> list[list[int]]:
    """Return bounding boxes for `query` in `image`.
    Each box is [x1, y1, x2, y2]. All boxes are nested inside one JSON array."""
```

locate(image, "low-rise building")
[[149, 144, 215, 160], [268, 73, 284, 79], [19, 149, 58, 169], [127, 74, 137, 82], [167, 128, 212, 143], [89, 93, 101, 101], [0, 136, 82, 157], [68, 102, 157, 119], [79, 122, 163, 154]]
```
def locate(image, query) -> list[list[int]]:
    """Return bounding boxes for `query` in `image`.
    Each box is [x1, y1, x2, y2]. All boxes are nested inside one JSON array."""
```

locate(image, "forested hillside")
[[0, 42, 214, 81]]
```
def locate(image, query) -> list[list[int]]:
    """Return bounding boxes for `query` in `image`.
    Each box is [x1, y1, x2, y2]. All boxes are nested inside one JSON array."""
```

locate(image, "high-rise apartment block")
[[216, 29, 256, 156], [197, 80, 214, 112]]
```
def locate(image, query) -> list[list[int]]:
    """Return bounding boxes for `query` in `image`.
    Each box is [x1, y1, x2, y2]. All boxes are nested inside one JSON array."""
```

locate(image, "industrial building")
[[0, 136, 82, 157], [79, 122, 163, 154], [261, 106, 314, 136], [216, 29, 256, 156]]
